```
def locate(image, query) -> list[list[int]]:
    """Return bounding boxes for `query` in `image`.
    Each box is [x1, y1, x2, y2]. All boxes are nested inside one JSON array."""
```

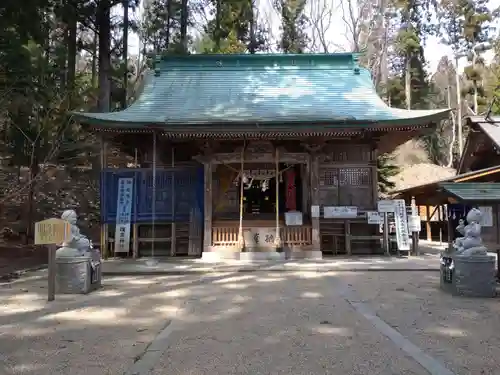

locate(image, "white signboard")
[[408, 215, 421, 232], [367, 211, 383, 225], [244, 228, 276, 249], [394, 199, 410, 251], [377, 200, 395, 213], [311, 205, 320, 218], [324, 206, 358, 219], [114, 178, 134, 253], [285, 211, 303, 226], [479, 206, 493, 227]]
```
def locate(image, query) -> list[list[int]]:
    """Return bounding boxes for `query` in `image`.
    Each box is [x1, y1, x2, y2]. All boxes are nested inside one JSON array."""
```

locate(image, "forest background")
[[1, 0, 499, 250]]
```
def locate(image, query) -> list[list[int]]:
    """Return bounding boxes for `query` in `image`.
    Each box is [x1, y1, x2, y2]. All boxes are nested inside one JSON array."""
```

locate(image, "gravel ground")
[[0, 273, 208, 375], [343, 271, 500, 375], [3, 269, 498, 375], [151, 271, 430, 375]]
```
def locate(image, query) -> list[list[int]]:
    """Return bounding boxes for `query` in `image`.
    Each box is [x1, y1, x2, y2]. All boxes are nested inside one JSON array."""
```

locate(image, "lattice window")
[[339, 168, 371, 186], [319, 169, 338, 187]]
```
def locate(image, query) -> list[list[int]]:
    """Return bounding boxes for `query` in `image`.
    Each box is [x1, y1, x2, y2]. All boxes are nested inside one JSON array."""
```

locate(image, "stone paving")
[[1, 267, 499, 375], [101, 253, 442, 275]]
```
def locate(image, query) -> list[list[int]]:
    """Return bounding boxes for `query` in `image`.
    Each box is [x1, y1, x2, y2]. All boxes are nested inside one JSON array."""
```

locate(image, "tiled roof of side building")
[[72, 53, 450, 128]]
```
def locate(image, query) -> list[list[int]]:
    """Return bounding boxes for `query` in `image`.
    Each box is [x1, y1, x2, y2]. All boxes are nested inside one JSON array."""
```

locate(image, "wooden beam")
[[310, 153, 321, 252], [100, 135, 109, 259], [425, 205, 432, 241]]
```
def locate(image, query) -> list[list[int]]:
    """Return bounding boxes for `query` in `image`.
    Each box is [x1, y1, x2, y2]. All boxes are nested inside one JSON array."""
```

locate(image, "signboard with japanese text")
[[35, 218, 71, 245], [394, 199, 410, 251], [377, 200, 395, 213], [408, 215, 421, 232], [311, 205, 320, 218], [479, 206, 493, 227], [367, 211, 382, 225], [114, 178, 134, 253], [285, 211, 303, 226], [324, 206, 358, 219]]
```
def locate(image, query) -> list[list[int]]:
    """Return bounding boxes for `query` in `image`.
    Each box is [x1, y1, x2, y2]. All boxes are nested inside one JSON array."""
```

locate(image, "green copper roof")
[[439, 182, 500, 202], [73, 53, 450, 128]]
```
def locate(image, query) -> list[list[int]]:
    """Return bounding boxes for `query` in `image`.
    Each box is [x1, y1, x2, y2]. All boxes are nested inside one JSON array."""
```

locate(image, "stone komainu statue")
[[453, 208, 488, 256]]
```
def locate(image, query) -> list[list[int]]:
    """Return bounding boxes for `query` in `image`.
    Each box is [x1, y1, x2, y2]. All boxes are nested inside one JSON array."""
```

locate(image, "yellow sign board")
[[34, 218, 71, 245]]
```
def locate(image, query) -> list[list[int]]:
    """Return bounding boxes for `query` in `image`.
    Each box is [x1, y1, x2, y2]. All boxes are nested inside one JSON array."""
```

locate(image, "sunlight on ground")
[[301, 291, 323, 298], [212, 274, 256, 284], [39, 306, 128, 323], [256, 276, 286, 283], [428, 326, 468, 337], [152, 305, 182, 316], [232, 295, 252, 303], [221, 282, 249, 290], [311, 325, 353, 336]]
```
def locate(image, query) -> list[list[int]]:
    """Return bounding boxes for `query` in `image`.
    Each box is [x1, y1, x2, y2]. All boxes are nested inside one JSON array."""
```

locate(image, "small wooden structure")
[[73, 53, 450, 259], [392, 165, 500, 242], [459, 116, 500, 174], [393, 115, 500, 243]]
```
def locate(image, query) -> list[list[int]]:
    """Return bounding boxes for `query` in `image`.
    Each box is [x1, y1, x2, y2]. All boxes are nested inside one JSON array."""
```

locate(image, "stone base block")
[[286, 249, 323, 260], [56, 256, 102, 294], [440, 253, 496, 298], [201, 247, 240, 261]]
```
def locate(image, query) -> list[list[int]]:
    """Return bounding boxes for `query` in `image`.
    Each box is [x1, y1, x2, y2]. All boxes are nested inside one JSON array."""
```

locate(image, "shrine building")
[[74, 53, 450, 260]]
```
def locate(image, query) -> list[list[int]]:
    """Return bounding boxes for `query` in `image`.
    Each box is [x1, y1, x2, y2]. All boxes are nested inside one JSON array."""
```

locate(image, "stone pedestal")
[[56, 256, 102, 294], [440, 252, 496, 298]]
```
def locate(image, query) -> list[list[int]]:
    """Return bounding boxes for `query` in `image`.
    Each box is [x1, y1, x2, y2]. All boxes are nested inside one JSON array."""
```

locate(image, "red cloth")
[[285, 169, 296, 211]]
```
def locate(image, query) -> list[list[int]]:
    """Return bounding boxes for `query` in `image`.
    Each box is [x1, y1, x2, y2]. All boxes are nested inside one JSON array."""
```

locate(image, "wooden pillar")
[[132, 224, 139, 258], [274, 146, 282, 249], [310, 154, 320, 252], [203, 161, 213, 252], [301, 163, 308, 213], [425, 205, 432, 241], [345, 220, 352, 255], [438, 204, 444, 245], [100, 135, 109, 259], [446, 205, 453, 250], [170, 146, 176, 257], [371, 145, 378, 207], [132, 149, 139, 258]]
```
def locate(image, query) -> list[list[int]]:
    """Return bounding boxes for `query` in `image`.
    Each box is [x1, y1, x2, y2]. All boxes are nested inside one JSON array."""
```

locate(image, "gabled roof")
[[439, 182, 500, 202], [73, 53, 450, 129], [391, 165, 500, 205], [466, 116, 500, 148], [458, 116, 500, 173]]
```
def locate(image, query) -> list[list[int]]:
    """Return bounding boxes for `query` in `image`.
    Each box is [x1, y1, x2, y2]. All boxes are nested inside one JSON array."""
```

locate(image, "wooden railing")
[[212, 226, 239, 246], [211, 225, 312, 247], [282, 226, 312, 246]]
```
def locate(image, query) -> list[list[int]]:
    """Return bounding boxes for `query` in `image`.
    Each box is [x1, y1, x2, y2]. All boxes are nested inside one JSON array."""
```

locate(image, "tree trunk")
[[166, 0, 172, 50], [91, 31, 97, 89], [249, 0, 256, 54], [405, 57, 411, 110], [97, 0, 112, 112], [122, 0, 129, 109], [180, 0, 189, 53], [66, 12, 77, 108], [215, 0, 221, 51]]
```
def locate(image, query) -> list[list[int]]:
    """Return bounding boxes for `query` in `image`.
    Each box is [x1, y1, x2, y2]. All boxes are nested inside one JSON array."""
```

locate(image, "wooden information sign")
[[35, 218, 71, 245], [34, 218, 71, 301]]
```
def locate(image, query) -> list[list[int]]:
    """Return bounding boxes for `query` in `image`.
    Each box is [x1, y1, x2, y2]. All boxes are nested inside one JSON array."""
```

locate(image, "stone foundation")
[[440, 253, 496, 298], [201, 246, 322, 261]]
